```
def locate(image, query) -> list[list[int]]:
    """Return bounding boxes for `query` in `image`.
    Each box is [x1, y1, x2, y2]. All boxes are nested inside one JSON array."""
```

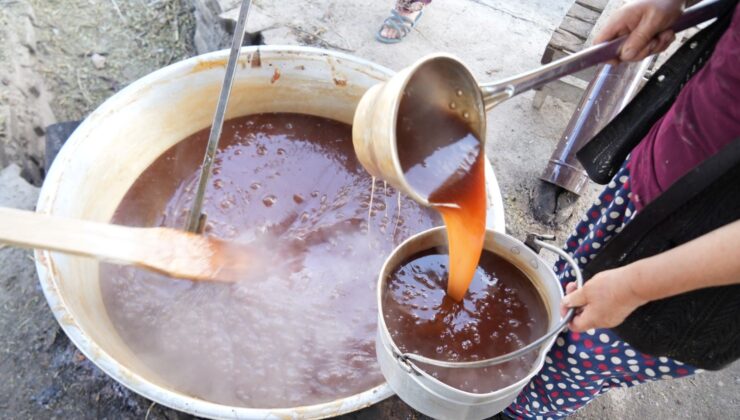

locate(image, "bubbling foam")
[[100, 113, 439, 407], [382, 249, 549, 393]]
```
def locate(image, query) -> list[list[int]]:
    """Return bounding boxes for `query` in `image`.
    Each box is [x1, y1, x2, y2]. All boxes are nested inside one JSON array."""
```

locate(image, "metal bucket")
[[34, 46, 506, 419], [376, 227, 582, 420]]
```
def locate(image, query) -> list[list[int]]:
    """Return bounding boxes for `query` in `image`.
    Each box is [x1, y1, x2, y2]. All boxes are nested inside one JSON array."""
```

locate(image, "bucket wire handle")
[[397, 233, 583, 372]]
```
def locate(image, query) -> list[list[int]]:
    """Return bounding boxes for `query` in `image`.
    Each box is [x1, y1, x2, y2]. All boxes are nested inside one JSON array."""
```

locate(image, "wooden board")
[[568, 3, 601, 24], [551, 28, 586, 54], [561, 15, 594, 40], [535, 0, 624, 105], [576, 0, 609, 12]]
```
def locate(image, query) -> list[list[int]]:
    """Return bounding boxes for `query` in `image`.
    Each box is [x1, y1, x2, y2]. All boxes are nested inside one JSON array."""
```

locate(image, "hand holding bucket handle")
[[396, 233, 583, 374]]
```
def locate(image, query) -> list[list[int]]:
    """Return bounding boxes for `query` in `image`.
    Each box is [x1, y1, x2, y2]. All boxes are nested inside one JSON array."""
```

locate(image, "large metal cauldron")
[[34, 46, 505, 419]]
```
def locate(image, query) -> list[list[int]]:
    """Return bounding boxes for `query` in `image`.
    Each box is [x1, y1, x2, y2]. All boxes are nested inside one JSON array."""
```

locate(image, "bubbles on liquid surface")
[[262, 195, 277, 207], [101, 113, 440, 408], [382, 250, 549, 393]]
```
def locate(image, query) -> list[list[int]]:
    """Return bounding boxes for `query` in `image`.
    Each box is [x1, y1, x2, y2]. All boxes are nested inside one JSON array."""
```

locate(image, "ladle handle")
[[480, 0, 729, 109], [399, 236, 583, 370]]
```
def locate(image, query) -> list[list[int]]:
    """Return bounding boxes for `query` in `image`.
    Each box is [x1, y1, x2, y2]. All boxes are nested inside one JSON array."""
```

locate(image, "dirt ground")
[[27, 0, 197, 122], [0, 1, 200, 418]]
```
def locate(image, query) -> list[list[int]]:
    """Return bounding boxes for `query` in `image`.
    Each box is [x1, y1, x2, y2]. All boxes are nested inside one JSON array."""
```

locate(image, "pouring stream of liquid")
[[397, 81, 487, 301]]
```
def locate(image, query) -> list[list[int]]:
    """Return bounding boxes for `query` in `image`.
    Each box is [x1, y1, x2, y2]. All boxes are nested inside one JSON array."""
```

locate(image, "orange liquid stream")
[[431, 155, 487, 301]]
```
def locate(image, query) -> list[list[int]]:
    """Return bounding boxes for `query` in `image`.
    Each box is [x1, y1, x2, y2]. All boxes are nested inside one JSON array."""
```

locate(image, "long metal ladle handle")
[[480, 0, 729, 110], [185, 0, 252, 232], [398, 235, 583, 371]]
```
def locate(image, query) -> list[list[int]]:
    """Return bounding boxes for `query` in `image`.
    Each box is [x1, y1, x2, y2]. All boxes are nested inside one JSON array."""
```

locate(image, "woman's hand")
[[560, 220, 740, 332], [560, 266, 648, 332], [594, 0, 684, 62]]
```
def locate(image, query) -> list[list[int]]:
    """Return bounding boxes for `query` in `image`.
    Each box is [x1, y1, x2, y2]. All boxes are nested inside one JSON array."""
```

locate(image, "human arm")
[[594, 0, 686, 62], [561, 219, 740, 332]]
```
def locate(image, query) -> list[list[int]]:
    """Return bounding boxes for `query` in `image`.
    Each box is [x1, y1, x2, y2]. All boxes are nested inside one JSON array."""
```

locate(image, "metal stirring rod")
[[185, 0, 252, 233]]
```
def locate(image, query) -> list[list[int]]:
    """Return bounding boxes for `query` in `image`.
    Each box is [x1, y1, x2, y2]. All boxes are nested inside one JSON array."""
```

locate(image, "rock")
[[91, 53, 106, 69], [21, 156, 44, 186], [260, 26, 297, 46], [0, 164, 40, 209], [220, 2, 277, 34], [191, 0, 236, 53], [32, 383, 63, 407], [44, 121, 81, 172], [191, 0, 273, 52], [530, 181, 578, 226], [0, 2, 56, 173]]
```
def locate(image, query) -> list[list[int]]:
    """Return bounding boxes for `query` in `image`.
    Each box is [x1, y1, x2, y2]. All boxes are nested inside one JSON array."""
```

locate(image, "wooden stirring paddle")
[[0, 207, 255, 282]]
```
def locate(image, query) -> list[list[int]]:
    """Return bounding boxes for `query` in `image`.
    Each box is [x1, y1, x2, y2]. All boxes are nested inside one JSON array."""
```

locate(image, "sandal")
[[376, 9, 424, 44]]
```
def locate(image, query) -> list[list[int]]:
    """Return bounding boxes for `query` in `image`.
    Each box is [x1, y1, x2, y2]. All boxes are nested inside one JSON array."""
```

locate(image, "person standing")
[[506, 0, 740, 418], [376, 0, 432, 43]]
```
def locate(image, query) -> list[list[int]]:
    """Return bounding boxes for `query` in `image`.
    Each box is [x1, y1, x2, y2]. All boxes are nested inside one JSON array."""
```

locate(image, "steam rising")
[[100, 113, 440, 408]]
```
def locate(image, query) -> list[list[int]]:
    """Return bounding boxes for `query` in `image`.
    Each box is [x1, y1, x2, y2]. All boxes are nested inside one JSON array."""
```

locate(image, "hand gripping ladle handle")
[[480, 0, 730, 110]]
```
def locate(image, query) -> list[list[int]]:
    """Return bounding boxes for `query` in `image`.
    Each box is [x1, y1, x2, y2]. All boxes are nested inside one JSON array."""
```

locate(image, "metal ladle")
[[352, 0, 727, 206]]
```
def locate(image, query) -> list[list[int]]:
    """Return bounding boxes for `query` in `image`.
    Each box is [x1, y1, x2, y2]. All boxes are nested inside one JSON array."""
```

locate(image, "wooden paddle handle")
[[0, 207, 253, 282], [0, 206, 154, 265]]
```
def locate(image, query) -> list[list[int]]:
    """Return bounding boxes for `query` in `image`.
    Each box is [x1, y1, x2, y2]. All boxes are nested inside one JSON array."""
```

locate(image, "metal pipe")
[[540, 58, 651, 194], [185, 0, 252, 232]]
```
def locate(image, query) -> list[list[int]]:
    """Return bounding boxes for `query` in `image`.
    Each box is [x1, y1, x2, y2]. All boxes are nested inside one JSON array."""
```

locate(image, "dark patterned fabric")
[[504, 161, 698, 419]]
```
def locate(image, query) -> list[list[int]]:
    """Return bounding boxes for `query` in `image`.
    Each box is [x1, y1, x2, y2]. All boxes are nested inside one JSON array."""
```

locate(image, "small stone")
[[91, 53, 106, 69], [32, 383, 62, 406]]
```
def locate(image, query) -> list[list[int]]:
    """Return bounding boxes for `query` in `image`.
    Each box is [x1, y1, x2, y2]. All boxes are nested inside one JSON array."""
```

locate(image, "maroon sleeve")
[[629, 4, 740, 210]]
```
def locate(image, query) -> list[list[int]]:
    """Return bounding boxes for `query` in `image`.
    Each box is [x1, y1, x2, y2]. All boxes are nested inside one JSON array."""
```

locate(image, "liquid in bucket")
[[382, 248, 549, 392]]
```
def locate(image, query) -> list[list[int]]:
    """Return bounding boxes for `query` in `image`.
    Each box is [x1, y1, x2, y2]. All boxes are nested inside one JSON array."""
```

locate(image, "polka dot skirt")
[[504, 161, 699, 419]]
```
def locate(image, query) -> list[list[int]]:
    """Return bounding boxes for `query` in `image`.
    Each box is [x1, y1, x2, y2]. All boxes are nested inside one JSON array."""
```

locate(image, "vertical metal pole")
[[539, 58, 651, 194], [185, 0, 252, 232]]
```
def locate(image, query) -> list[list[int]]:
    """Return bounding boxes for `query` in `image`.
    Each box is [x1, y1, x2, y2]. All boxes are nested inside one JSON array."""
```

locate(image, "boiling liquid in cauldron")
[[396, 74, 486, 302], [382, 250, 549, 392], [100, 113, 439, 408]]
